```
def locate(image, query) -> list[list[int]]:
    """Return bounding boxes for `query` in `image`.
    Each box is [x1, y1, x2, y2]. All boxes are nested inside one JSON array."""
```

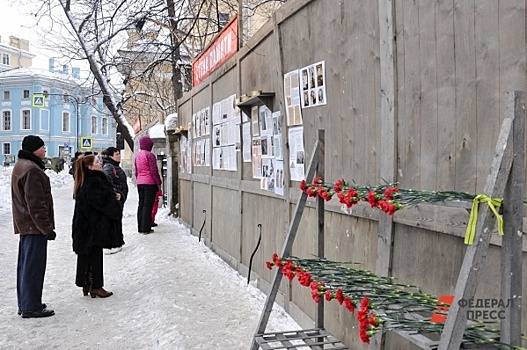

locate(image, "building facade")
[[0, 58, 116, 165], [0, 36, 35, 72]]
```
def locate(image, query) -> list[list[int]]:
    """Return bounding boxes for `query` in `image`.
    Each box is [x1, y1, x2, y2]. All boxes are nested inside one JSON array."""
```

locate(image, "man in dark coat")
[[11, 135, 56, 318]]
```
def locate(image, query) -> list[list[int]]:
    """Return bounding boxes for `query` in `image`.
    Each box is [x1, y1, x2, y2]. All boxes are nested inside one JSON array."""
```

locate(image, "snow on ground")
[[0, 166, 300, 349]]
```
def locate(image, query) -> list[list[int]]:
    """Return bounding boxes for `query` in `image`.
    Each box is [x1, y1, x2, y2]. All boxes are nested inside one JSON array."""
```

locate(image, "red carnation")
[[360, 297, 370, 308], [335, 289, 344, 304], [367, 191, 379, 208], [297, 271, 312, 287], [307, 186, 318, 197], [333, 179, 346, 192], [344, 297, 355, 312], [272, 253, 282, 266], [384, 186, 398, 200], [325, 290, 333, 302], [282, 260, 296, 280], [359, 328, 371, 344]]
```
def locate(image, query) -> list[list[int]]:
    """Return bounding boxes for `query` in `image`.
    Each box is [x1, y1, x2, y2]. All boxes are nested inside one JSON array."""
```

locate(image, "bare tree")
[[23, 0, 287, 150], [28, 0, 171, 150]]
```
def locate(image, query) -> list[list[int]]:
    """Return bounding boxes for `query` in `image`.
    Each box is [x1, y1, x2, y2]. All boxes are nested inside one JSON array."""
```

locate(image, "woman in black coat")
[[72, 155, 124, 298], [102, 147, 129, 204]]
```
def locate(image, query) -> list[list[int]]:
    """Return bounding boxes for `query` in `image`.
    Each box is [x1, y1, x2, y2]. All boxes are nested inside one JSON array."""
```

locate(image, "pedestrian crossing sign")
[[32, 94, 46, 108], [80, 137, 93, 149]]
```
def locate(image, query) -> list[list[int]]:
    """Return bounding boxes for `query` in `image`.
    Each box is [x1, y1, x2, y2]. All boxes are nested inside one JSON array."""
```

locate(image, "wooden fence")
[[171, 0, 527, 348]]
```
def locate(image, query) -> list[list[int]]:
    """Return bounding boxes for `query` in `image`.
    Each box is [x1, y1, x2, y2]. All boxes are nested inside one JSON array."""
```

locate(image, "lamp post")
[[63, 94, 83, 153]]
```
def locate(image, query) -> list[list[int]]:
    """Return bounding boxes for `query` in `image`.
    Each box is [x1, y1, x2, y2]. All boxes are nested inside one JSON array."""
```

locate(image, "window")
[[218, 13, 229, 28], [3, 91, 9, 100], [2, 110, 11, 131], [22, 110, 31, 130], [102, 117, 108, 135], [3, 143, 10, 155], [91, 116, 97, 134], [92, 96, 97, 105], [62, 112, 70, 132], [23, 90, 30, 99], [2, 53, 9, 65], [63, 94, 70, 103]]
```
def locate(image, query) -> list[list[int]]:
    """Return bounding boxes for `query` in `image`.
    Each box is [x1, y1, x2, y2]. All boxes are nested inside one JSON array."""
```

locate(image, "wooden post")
[[250, 139, 320, 350], [272, 12, 293, 313], [373, 0, 397, 347], [315, 130, 325, 329], [438, 116, 514, 350], [500, 91, 525, 345], [376, 0, 397, 278]]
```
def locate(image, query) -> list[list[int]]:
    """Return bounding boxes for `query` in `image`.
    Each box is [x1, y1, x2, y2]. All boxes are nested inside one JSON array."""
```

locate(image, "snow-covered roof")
[[0, 67, 79, 84], [148, 123, 165, 139], [0, 44, 35, 58], [165, 113, 178, 130]]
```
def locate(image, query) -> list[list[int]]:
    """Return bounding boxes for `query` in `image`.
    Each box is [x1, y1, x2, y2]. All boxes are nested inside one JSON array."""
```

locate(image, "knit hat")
[[139, 136, 154, 151], [22, 135, 45, 152]]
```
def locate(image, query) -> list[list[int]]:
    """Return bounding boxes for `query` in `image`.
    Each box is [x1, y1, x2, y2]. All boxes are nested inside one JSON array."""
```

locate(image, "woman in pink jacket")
[[134, 136, 162, 234]]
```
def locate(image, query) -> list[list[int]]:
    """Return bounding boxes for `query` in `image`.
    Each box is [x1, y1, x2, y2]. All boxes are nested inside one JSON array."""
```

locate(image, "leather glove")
[[46, 231, 57, 241]]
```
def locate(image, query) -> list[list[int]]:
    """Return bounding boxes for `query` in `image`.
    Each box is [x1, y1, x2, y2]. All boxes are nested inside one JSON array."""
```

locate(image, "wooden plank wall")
[[192, 181, 211, 240], [240, 194, 288, 276], [175, 0, 527, 348], [283, 0, 381, 184], [179, 178, 192, 225], [211, 186, 239, 259]]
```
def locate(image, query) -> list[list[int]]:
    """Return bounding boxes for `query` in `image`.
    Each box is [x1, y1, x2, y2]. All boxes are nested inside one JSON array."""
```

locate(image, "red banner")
[[192, 16, 238, 86], [133, 116, 141, 133]]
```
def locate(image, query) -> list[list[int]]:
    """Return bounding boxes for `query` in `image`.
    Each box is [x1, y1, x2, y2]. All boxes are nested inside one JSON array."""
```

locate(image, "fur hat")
[[22, 135, 45, 152], [139, 136, 154, 151]]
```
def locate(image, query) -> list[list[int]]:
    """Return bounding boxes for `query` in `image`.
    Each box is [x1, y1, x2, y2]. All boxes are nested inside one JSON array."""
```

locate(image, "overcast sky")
[[1, 2, 56, 69]]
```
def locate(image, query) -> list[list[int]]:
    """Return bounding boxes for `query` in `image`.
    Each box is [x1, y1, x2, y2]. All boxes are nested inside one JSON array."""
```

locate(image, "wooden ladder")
[[249, 129, 349, 350], [437, 92, 525, 349]]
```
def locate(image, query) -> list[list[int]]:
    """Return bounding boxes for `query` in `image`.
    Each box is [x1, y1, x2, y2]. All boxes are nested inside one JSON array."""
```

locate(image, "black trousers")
[[75, 247, 104, 289], [137, 184, 158, 232], [17, 234, 48, 312]]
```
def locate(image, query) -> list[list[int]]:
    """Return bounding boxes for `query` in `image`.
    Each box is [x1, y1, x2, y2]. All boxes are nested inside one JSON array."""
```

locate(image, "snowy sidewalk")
[[0, 175, 299, 349]]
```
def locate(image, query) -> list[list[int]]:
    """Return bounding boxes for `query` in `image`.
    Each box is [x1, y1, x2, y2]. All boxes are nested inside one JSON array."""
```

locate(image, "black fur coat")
[[72, 170, 124, 254]]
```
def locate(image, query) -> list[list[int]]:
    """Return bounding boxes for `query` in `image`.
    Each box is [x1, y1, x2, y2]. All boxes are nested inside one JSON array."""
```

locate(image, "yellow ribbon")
[[464, 194, 504, 245]]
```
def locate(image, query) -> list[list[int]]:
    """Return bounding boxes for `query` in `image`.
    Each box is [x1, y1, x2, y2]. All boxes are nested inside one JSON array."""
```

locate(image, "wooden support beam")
[[500, 91, 525, 345], [438, 116, 514, 350]]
